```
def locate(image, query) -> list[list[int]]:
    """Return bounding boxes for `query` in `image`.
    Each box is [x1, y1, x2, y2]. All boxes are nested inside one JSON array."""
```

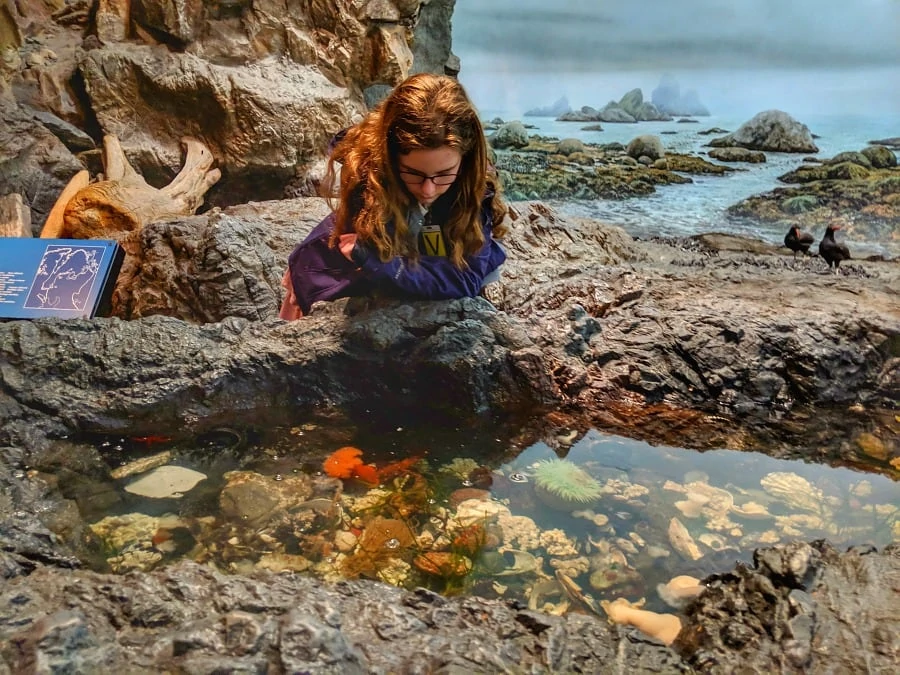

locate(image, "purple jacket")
[[287, 195, 505, 315]]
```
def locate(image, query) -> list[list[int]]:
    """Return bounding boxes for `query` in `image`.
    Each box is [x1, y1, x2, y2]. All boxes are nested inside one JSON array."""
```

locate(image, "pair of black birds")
[[784, 224, 851, 272]]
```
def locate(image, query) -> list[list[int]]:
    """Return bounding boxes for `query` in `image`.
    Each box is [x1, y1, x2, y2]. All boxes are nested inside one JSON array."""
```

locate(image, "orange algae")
[[323, 446, 364, 478], [323, 447, 421, 485], [377, 456, 421, 482], [352, 464, 380, 485], [342, 516, 416, 579]]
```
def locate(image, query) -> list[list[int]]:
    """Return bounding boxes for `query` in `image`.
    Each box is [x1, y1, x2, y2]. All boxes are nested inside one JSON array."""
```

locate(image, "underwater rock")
[[588, 564, 642, 594], [572, 509, 610, 527], [357, 517, 415, 551], [532, 459, 603, 511], [448, 488, 491, 509], [549, 555, 590, 578], [493, 549, 542, 577], [600, 478, 650, 502], [451, 523, 491, 557], [684, 481, 733, 518], [106, 547, 164, 574], [539, 528, 579, 557], [588, 545, 641, 593], [123, 465, 207, 499], [496, 512, 542, 552], [218, 470, 329, 529], [256, 552, 311, 573], [110, 450, 174, 480], [455, 498, 510, 528], [334, 530, 358, 553], [698, 533, 733, 553], [731, 501, 773, 520], [556, 570, 603, 616], [527, 577, 570, 615], [667, 517, 703, 561], [413, 552, 473, 578], [372, 557, 412, 587], [438, 457, 481, 480], [89, 512, 179, 552], [674, 494, 706, 519], [760, 472, 826, 514]]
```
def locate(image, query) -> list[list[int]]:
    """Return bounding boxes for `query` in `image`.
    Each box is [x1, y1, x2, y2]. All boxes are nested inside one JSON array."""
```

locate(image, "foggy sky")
[[452, 0, 900, 72]]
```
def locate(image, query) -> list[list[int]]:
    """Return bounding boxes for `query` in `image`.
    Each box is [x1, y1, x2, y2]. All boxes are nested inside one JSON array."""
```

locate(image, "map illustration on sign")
[[0, 238, 123, 320], [23, 245, 105, 312]]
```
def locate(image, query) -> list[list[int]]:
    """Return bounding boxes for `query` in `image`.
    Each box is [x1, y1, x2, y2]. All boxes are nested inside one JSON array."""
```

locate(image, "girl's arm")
[[351, 218, 506, 299]]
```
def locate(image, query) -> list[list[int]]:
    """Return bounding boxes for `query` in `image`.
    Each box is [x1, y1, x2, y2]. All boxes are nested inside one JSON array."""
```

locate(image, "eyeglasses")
[[398, 170, 459, 186]]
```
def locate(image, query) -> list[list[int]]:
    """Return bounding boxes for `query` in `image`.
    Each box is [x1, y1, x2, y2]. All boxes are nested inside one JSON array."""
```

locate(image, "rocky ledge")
[[1, 525, 895, 673]]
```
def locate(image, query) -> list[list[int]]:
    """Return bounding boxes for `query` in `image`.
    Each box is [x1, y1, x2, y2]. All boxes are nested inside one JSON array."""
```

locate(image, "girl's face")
[[396, 146, 462, 207]]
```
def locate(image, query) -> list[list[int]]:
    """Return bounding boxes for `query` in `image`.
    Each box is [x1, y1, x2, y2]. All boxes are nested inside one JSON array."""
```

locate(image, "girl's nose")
[[420, 179, 438, 198]]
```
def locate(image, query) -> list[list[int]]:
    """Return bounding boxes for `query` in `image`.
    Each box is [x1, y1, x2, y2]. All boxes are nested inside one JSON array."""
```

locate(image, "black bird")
[[818, 224, 851, 273], [784, 225, 814, 259]]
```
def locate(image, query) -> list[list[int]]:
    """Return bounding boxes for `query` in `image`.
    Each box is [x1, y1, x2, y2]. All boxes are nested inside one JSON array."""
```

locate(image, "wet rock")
[[674, 541, 900, 673], [4, 610, 117, 673], [708, 110, 818, 153], [0, 561, 676, 672], [707, 147, 766, 163]]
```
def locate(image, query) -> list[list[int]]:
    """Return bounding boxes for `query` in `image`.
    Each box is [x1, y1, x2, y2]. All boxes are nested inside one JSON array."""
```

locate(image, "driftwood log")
[[39, 170, 89, 238], [54, 135, 220, 239]]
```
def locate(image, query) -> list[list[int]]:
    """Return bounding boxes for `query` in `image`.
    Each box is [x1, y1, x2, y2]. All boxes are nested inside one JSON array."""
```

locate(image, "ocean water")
[[464, 69, 900, 259]]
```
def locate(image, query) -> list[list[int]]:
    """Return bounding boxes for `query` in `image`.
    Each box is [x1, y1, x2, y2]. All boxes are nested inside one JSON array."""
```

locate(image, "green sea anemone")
[[532, 458, 603, 511]]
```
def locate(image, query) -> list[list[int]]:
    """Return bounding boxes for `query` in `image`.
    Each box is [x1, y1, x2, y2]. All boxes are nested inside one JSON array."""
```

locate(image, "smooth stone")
[[124, 465, 207, 499]]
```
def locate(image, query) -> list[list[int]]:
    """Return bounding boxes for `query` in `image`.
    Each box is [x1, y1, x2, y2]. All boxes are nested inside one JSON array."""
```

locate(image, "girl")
[[280, 73, 508, 319]]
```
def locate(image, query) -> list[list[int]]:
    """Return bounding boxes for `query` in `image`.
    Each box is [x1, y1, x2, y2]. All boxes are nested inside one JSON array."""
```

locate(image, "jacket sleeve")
[[357, 216, 506, 299]]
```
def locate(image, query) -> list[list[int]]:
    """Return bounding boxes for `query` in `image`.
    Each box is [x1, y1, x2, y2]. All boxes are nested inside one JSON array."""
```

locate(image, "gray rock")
[[709, 110, 819, 153], [599, 104, 637, 123], [0, 99, 83, 233], [674, 542, 900, 674], [627, 135, 665, 161], [0, 199, 898, 671], [489, 121, 530, 149], [0, 562, 676, 673], [825, 151, 872, 168], [558, 106, 602, 122], [78, 44, 364, 207], [556, 138, 585, 156], [708, 147, 766, 163], [861, 144, 898, 169]]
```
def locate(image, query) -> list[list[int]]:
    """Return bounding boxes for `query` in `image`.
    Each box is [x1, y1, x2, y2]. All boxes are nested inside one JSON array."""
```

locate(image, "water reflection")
[[79, 422, 898, 617]]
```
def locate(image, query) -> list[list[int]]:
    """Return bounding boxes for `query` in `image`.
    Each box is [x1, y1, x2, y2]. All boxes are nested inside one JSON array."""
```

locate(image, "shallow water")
[[76, 409, 898, 615]]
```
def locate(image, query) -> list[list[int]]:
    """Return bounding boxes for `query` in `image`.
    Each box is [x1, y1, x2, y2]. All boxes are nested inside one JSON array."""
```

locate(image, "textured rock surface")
[[674, 541, 900, 673], [0, 560, 685, 674], [0, 0, 449, 227], [708, 110, 819, 153]]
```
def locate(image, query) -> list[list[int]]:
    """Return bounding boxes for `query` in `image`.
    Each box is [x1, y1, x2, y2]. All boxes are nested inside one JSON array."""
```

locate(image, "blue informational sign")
[[0, 238, 124, 319]]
